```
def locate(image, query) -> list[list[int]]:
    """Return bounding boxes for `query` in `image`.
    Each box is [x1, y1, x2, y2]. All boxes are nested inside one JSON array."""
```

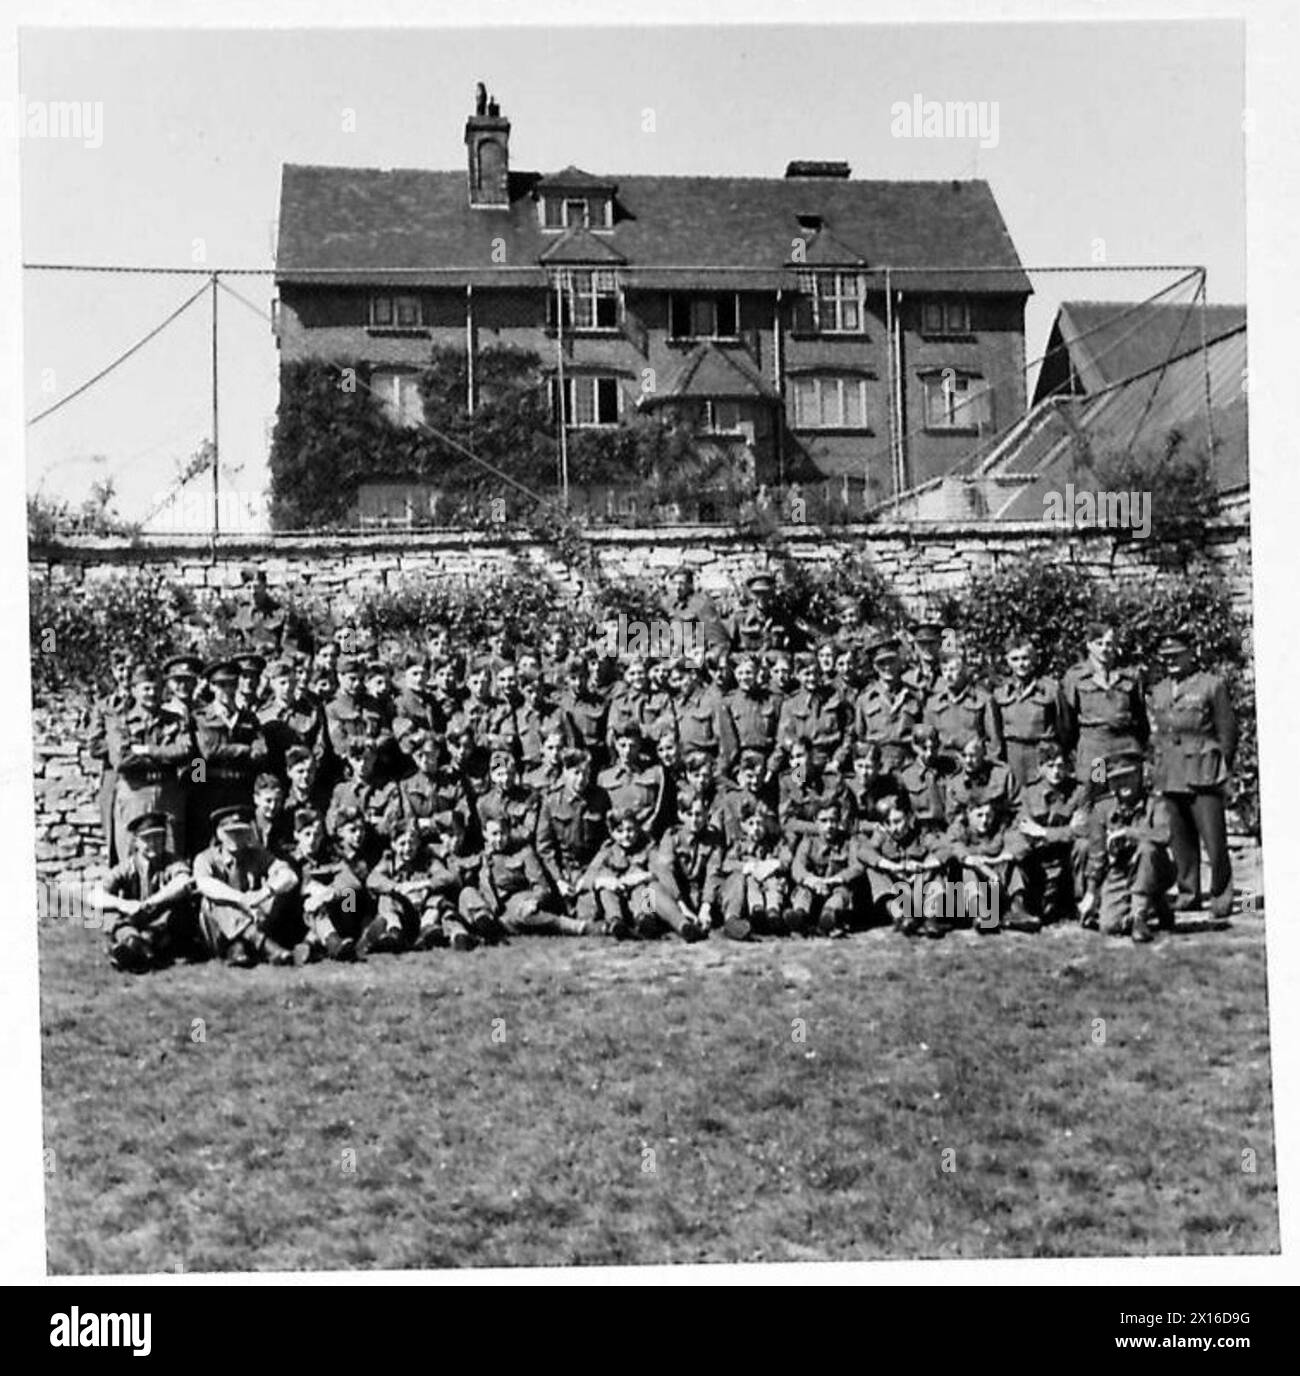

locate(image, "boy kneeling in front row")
[[91, 810, 195, 973]]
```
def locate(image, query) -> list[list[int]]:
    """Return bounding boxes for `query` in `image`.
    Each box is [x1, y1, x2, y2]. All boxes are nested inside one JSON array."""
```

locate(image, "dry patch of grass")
[[40, 913, 1278, 1272]]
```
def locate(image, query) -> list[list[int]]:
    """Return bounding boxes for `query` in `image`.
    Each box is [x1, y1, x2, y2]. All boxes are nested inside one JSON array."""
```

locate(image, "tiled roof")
[[276, 165, 1030, 293], [641, 342, 780, 404], [538, 165, 616, 189], [1034, 300, 1247, 400], [536, 225, 627, 264]]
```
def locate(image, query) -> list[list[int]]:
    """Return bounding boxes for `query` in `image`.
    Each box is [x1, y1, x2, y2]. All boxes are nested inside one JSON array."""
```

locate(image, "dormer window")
[[540, 194, 613, 231]]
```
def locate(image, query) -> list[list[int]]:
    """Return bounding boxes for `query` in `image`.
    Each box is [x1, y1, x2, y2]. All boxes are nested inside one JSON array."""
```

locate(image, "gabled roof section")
[[789, 228, 868, 267], [536, 226, 627, 265], [276, 165, 1030, 293], [1034, 299, 1247, 402], [642, 343, 779, 404], [538, 165, 617, 191]]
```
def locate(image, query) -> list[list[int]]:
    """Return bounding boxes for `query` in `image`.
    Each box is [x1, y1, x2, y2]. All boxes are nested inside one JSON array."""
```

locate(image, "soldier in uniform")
[[89, 652, 134, 864], [722, 652, 780, 776], [924, 646, 1004, 763], [944, 733, 1022, 823], [902, 620, 945, 698], [789, 799, 868, 937], [91, 811, 195, 973], [994, 635, 1065, 791], [1016, 741, 1091, 924], [937, 797, 1037, 933], [728, 570, 807, 654], [324, 654, 367, 762], [194, 660, 269, 850], [556, 654, 609, 767], [382, 729, 475, 852], [258, 657, 329, 778], [1147, 629, 1238, 917], [459, 807, 588, 939], [860, 793, 945, 937], [776, 653, 848, 773], [597, 722, 666, 837], [1059, 621, 1149, 792], [897, 724, 959, 838], [662, 563, 729, 655], [106, 664, 192, 862], [392, 654, 444, 744], [192, 804, 304, 966], [535, 748, 610, 919], [651, 787, 724, 937], [1079, 752, 1175, 944], [717, 801, 789, 939], [853, 639, 924, 772]]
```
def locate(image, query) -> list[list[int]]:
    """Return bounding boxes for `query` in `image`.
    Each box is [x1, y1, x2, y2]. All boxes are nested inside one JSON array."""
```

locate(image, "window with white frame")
[[704, 400, 746, 434], [369, 294, 424, 329], [921, 370, 993, 430], [551, 269, 620, 331], [540, 195, 613, 231], [371, 369, 425, 429], [669, 293, 740, 340], [810, 272, 866, 333], [920, 298, 973, 336], [791, 375, 868, 430], [552, 375, 622, 427]]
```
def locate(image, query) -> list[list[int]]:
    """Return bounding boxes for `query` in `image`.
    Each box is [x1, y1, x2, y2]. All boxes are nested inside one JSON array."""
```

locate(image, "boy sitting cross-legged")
[[458, 805, 589, 942], [285, 805, 360, 963], [937, 795, 1038, 935], [647, 786, 720, 942], [579, 807, 692, 940], [367, 821, 465, 953], [192, 804, 305, 967], [1015, 740, 1091, 924], [860, 793, 945, 939], [717, 800, 789, 940], [789, 798, 869, 938]]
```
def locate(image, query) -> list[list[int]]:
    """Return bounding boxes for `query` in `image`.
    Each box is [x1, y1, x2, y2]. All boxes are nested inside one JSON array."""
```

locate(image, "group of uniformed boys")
[[88, 563, 1240, 973]]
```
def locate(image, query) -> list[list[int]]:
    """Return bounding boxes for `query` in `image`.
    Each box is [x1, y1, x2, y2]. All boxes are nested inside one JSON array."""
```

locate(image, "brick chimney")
[[465, 82, 510, 207]]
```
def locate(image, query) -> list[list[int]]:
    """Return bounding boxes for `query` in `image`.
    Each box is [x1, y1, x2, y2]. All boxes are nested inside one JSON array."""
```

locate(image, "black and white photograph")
[[4, 0, 1296, 1300]]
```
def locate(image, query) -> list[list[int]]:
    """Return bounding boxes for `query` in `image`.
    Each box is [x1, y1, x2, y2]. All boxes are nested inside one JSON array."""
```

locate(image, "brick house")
[[273, 86, 1031, 522]]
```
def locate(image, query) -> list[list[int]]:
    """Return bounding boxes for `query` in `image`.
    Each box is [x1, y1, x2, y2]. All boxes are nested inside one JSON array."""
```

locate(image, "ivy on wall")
[[267, 346, 740, 529]]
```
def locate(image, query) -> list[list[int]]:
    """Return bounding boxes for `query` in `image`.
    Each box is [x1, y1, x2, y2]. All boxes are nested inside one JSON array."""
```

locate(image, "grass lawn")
[[40, 910, 1278, 1272]]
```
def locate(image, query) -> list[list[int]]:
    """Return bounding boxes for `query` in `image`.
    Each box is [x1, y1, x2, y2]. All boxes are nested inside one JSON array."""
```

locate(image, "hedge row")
[[27, 552, 1258, 832]]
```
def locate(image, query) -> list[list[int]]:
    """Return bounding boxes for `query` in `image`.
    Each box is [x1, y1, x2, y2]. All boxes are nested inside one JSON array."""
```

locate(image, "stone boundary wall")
[[30, 517, 1254, 618], [28, 516, 1254, 882]]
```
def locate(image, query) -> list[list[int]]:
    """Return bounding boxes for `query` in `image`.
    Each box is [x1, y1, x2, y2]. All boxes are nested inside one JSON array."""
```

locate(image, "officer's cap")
[[210, 804, 254, 834], [1158, 629, 1192, 655], [205, 660, 238, 686], [127, 811, 168, 838], [746, 570, 775, 591], [234, 653, 266, 676], [161, 654, 202, 681]]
